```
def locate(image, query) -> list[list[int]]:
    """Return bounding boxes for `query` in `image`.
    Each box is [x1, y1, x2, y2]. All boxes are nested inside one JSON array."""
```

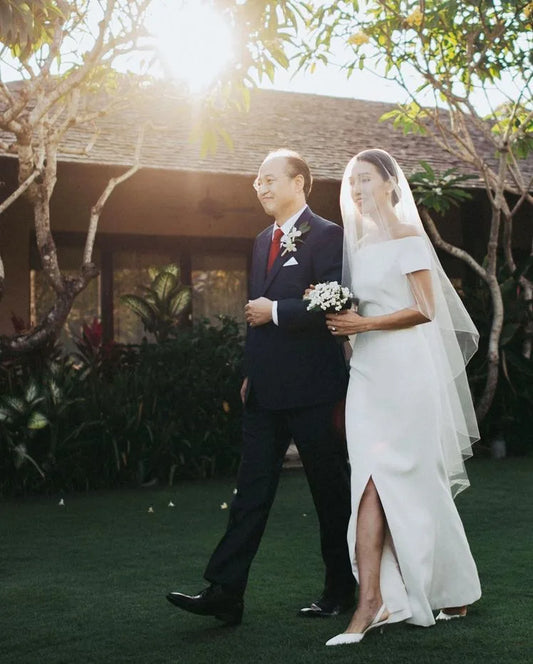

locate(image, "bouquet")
[[304, 281, 354, 313]]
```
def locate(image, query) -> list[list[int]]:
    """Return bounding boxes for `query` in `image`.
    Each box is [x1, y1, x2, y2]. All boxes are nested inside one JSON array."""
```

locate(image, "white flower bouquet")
[[304, 281, 354, 313]]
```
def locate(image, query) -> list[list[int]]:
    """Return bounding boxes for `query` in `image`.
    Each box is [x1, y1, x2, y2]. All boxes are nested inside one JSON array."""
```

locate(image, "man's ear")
[[294, 173, 305, 193]]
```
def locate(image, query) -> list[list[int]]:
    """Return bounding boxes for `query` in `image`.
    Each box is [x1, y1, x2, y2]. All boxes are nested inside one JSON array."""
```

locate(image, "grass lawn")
[[1, 457, 531, 664]]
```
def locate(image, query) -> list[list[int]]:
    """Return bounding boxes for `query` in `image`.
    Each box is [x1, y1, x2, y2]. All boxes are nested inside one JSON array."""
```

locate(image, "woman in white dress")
[[324, 149, 481, 646]]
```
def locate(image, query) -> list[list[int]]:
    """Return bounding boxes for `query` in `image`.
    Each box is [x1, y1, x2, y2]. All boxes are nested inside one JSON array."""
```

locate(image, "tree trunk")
[[0, 267, 98, 357], [419, 206, 503, 420], [475, 274, 504, 421]]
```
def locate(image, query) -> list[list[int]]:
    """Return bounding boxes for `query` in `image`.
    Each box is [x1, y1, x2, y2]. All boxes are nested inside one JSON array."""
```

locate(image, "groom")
[[166, 149, 354, 624]]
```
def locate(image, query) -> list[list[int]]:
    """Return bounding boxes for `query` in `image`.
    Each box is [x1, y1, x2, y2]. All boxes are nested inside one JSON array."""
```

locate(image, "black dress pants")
[[204, 391, 355, 599]]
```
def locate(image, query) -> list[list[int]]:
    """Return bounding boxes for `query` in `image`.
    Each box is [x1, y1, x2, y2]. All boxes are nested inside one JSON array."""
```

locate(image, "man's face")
[[254, 156, 300, 218]]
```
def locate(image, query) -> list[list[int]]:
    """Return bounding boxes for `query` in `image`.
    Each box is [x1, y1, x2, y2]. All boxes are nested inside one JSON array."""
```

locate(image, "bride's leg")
[[345, 477, 390, 633]]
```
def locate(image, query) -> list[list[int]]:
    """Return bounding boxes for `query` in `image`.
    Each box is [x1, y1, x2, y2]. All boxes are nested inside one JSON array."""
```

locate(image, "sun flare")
[[147, 0, 234, 93]]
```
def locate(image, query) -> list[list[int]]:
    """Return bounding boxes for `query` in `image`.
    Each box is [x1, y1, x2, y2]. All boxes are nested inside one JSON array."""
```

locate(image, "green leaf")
[[169, 288, 191, 316], [25, 381, 40, 403], [48, 379, 62, 404], [27, 411, 49, 430], [160, 264, 180, 278], [120, 295, 155, 325], [148, 266, 160, 282], [0, 406, 13, 422], [2, 396, 26, 415], [500, 323, 520, 347], [152, 271, 177, 302]]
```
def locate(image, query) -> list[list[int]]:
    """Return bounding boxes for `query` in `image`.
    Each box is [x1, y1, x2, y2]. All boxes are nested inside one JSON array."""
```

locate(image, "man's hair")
[[264, 148, 313, 199]]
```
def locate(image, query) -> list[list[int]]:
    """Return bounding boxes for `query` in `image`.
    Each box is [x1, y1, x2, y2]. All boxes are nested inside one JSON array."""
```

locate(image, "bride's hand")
[[326, 310, 371, 335], [303, 284, 315, 298]]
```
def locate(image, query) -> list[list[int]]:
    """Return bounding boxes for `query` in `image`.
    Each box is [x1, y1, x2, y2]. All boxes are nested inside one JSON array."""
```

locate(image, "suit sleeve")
[[277, 223, 343, 331]]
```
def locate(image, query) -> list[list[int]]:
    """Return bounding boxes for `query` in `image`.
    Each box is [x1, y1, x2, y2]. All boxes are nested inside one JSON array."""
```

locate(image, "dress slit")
[[350, 473, 413, 624]]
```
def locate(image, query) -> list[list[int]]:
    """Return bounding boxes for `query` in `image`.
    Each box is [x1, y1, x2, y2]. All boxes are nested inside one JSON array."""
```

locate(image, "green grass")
[[1, 458, 531, 664]]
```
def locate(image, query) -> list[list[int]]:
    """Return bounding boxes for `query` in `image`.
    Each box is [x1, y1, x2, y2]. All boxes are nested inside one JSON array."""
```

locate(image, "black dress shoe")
[[299, 594, 355, 618], [166, 585, 244, 625]]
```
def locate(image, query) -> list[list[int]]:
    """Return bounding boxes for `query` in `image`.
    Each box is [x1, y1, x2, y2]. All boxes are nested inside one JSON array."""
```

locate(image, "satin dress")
[[345, 236, 481, 626]]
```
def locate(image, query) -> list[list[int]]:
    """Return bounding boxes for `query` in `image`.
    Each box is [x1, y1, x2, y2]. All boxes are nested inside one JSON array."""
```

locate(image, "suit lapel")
[[262, 207, 312, 294], [253, 228, 273, 296]]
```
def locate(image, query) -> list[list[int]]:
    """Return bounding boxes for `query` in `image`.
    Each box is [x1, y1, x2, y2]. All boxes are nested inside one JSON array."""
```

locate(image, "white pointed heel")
[[325, 604, 389, 646], [436, 610, 466, 621]]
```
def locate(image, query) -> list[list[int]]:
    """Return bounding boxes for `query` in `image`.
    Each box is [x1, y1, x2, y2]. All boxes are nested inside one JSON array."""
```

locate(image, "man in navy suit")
[[167, 149, 354, 625]]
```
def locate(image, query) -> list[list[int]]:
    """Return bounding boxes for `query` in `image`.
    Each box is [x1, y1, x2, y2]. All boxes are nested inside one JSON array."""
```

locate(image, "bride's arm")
[[326, 269, 434, 334]]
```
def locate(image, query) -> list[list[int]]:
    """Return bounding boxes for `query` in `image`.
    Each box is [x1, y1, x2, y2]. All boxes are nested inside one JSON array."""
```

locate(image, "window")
[[30, 246, 101, 353], [29, 236, 250, 348], [192, 253, 247, 326], [112, 250, 175, 344]]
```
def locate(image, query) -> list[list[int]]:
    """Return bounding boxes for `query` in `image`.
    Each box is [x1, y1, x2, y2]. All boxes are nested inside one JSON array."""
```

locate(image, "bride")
[[324, 149, 481, 646]]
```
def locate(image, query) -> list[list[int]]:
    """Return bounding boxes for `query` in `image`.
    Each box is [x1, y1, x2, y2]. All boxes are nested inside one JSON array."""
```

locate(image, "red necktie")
[[267, 228, 283, 272]]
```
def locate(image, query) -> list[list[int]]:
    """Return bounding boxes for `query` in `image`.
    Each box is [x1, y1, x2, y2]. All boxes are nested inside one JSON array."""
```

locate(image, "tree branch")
[[0, 168, 42, 216], [83, 124, 146, 265], [419, 207, 488, 282]]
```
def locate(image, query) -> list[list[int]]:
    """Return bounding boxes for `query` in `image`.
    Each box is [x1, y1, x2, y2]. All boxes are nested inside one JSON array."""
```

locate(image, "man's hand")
[[240, 377, 248, 405], [245, 297, 273, 327]]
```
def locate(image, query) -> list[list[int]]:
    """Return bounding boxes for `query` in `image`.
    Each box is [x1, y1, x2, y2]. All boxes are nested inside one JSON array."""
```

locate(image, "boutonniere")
[[280, 221, 311, 256]]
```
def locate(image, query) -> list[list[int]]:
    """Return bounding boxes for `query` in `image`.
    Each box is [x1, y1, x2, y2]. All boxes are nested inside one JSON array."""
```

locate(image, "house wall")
[[1, 158, 531, 339]]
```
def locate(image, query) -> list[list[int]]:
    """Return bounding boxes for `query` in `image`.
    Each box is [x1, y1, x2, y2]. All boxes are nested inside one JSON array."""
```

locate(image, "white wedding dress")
[[345, 236, 482, 627]]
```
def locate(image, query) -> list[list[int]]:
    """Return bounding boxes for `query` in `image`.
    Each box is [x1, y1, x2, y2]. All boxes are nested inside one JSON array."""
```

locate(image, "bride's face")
[[349, 160, 392, 214]]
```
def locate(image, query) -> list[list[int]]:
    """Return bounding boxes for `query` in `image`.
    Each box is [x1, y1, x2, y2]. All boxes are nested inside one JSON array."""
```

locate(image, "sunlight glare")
[[147, 0, 234, 93]]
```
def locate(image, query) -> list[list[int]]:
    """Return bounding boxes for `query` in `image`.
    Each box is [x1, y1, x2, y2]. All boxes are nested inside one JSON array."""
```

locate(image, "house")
[[0, 87, 531, 343]]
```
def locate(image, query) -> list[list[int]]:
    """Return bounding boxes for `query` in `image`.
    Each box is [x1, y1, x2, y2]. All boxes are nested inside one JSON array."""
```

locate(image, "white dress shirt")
[[270, 205, 307, 325]]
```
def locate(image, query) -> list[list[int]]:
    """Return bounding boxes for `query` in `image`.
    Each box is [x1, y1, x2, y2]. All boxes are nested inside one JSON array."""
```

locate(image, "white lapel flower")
[[280, 221, 311, 256]]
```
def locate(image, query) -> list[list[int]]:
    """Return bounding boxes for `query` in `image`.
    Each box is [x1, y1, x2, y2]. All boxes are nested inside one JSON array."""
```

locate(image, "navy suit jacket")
[[244, 206, 349, 410]]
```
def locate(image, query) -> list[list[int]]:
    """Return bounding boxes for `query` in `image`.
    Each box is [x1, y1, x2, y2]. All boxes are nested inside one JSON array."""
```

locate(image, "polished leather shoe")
[[299, 594, 355, 618], [166, 585, 244, 625]]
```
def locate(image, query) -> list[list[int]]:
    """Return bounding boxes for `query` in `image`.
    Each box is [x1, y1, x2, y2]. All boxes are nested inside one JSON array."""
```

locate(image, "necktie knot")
[[267, 228, 284, 271]]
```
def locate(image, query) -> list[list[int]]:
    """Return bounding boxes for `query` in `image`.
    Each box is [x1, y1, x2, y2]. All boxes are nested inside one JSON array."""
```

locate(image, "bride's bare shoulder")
[[391, 224, 420, 239]]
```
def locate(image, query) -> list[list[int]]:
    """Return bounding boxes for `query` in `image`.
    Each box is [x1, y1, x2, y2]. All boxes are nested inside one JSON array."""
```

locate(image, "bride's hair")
[[357, 149, 400, 206]]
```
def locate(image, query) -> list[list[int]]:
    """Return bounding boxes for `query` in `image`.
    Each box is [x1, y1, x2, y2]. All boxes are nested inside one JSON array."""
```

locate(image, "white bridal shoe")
[[436, 610, 466, 621], [325, 604, 389, 646]]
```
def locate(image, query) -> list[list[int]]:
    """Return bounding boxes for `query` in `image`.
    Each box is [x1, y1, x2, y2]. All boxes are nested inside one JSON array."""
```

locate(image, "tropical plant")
[[409, 162, 476, 215], [120, 264, 192, 343], [0, 379, 48, 479], [0, 315, 244, 494]]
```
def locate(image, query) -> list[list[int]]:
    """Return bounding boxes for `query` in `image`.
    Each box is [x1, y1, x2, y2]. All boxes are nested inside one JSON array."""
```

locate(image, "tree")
[[0, 0, 64, 58], [0, 0, 303, 356], [0, 1, 155, 356], [294, 0, 533, 419]]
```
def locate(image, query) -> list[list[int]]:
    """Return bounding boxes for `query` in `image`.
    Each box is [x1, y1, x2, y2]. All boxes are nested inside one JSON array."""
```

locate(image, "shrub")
[[0, 317, 244, 495]]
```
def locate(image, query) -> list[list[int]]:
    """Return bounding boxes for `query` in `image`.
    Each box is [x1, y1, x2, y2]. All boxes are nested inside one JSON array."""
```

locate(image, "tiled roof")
[[1, 86, 532, 187]]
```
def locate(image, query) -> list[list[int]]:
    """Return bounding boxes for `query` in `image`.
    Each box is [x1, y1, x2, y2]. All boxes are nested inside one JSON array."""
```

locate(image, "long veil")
[[340, 149, 479, 497]]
